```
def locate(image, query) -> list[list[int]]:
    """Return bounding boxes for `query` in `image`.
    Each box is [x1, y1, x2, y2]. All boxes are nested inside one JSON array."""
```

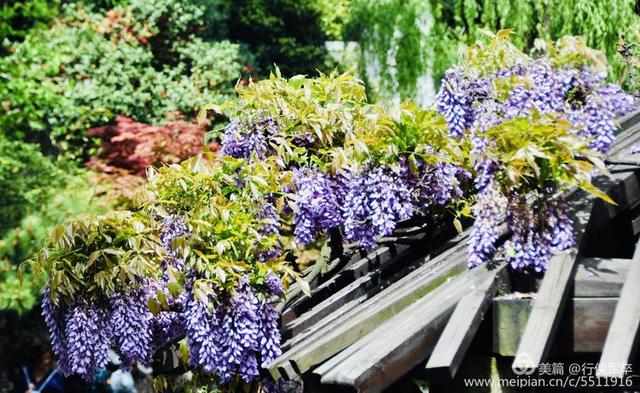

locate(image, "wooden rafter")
[[596, 237, 640, 378]]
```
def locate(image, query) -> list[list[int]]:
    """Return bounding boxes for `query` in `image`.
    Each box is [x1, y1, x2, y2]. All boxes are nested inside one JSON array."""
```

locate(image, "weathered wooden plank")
[[425, 268, 504, 379], [493, 297, 616, 355], [493, 295, 533, 356], [282, 236, 425, 339], [281, 239, 416, 325], [596, 238, 640, 378], [282, 232, 469, 355], [318, 263, 507, 393], [618, 107, 640, 131], [511, 251, 579, 374], [574, 258, 629, 297], [267, 231, 472, 380], [283, 226, 463, 342]]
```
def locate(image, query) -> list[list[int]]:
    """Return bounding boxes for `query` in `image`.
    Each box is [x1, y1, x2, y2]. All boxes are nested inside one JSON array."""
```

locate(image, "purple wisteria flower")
[[422, 162, 469, 205], [503, 197, 574, 272], [468, 182, 508, 268], [292, 167, 344, 246], [342, 167, 414, 249], [256, 203, 282, 262], [109, 289, 154, 368], [398, 156, 468, 209], [257, 301, 282, 366], [220, 117, 281, 159], [569, 84, 636, 153], [183, 277, 283, 383], [159, 214, 189, 273], [41, 288, 67, 371], [184, 293, 220, 375], [437, 67, 475, 138], [62, 302, 111, 380], [503, 198, 551, 271], [265, 270, 284, 297]]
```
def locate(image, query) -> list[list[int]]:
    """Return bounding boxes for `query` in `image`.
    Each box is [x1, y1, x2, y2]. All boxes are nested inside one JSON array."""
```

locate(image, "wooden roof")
[[269, 108, 640, 392]]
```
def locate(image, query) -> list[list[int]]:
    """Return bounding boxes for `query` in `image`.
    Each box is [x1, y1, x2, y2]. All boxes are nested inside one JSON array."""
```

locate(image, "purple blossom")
[[544, 199, 574, 252], [398, 156, 468, 209], [109, 289, 154, 367], [504, 197, 575, 272], [437, 67, 475, 137], [63, 302, 110, 380], [216, 278, 261, 383], [41, 288, 67, 371], [568, 85, 635, 153], [473, 159, 497, 194], [468, 182, 508, 268], [221, 117, 281, 160], [504, 198, 551, 271], [421, 162, 469, 205], [184, 293, 220, 374], [292, 168, 344, 245], [183, 277, 283, 383], [256, 203, 282, 262], [343, 167, 414, 249], [265, 271, 284, 297], [152, 309, 185, 348], [257, 301, 282, 366], [160, 214, 189, 273]]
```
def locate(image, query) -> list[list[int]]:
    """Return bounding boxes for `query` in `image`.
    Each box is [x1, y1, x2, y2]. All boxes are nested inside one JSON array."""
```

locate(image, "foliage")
[[87, 114, 211, 178], [222, 0, 333, 76], [86, 114, 218, 206], [346, 0, 638, 101], [31, 211, 162, 303], [29, 34, 634, 391], [0, 1, 245, 158], [346, 0, 430, 101], [0, 137, 63, 237], [0, 0, 60, 44], [618, 22, 640, 96], [438, 31, 635, 271], [316, 0, 350, 39], [1, 173, 113, 313], [143, 155, 289, 289]]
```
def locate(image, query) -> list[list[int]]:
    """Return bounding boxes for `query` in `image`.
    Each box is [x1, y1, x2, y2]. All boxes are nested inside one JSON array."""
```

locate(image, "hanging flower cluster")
[[35, 212, 162, 380], [436, 32, 635, 270], [31, 32, 636, 391], [185, 277, 282, 383]]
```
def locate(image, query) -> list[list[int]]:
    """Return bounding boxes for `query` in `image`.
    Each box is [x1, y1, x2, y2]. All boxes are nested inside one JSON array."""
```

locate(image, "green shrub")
[[0, 137, 114, 313], [222, 0, 334, 76], [0, 0, 61, 43], [0, 1, 245, 158], [0, 137, 63, 236]]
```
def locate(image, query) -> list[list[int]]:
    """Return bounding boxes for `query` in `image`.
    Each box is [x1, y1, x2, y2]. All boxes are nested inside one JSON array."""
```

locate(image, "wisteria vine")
[[33, 33, 637, 392]]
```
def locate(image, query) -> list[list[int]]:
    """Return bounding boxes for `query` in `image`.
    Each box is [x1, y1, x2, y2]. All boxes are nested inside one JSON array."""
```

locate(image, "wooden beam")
[[317, 263, 507, 393], [283, 226, 464, 343], [267, 232, 471, 380], [281, 237, 418, 324], [511, 251, 579, 374], [425, 267, 504, 379], [282, 236, 425, 340], [493, 297, 616, 355], [618, 107, 640, 131], [574, 258, 629, 297], [596, 238, 640, 378]]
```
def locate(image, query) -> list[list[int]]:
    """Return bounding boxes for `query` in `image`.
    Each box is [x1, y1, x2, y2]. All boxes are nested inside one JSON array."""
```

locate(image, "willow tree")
[[346, 0, 637, 102]]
